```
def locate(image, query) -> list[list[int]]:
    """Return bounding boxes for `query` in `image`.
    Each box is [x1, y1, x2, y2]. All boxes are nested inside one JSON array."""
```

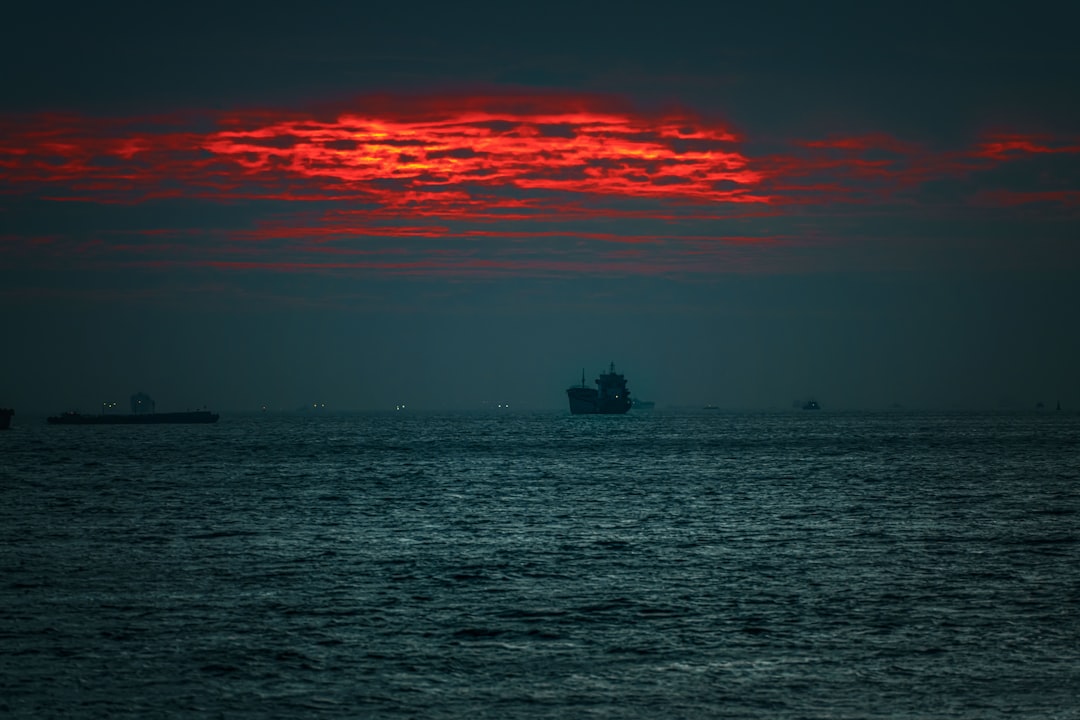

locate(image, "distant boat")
[[632, 399, 655, 410], [703, 404, 720, 410], [0, 408, 12, 430], [567, 363, 633, 415], [802, 400, 821, 410], [47, 392, 218, 425], [47, 410, 219, 425]]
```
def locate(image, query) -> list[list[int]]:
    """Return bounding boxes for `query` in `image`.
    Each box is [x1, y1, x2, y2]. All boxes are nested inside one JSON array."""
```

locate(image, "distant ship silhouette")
[[566, 363, 633, 414], [47, 392, 219, 425], [47, 410, 219, 425]]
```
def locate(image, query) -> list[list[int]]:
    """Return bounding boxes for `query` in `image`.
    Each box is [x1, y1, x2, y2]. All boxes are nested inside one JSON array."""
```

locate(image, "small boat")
[[802, 399, 821, 410], [0, 408, 13, 430]]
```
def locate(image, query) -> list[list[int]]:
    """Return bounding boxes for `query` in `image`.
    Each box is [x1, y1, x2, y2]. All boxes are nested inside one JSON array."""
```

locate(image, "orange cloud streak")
[[2, 94, 1078, 278], [0, 98, 772, 210]]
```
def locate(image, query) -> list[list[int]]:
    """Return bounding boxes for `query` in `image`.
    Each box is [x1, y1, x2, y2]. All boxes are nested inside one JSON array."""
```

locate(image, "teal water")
[[2, 411, 1078, 718]]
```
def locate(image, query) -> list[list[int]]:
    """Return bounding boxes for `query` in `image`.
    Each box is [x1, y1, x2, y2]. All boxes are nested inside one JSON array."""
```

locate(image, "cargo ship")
[[47, 410, 219, 425], [566, 363, 633, 415], [0, 408, 12, 430], [47, 392, 219, 425]]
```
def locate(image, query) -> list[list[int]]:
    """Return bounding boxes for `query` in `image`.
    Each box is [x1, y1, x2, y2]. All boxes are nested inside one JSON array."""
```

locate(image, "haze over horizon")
[[3, 3, 1079, 416]]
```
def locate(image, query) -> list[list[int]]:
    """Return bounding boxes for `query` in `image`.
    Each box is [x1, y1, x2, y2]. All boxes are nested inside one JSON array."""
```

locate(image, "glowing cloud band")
[[1, 94, 1077, 277]]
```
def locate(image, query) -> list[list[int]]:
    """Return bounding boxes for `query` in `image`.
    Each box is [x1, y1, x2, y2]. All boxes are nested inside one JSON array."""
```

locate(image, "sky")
[[2, 2, 1079, 413]]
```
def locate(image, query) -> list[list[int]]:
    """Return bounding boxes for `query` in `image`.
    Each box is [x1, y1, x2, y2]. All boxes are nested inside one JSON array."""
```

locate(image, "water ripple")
[[1, 410, 1079, 718]]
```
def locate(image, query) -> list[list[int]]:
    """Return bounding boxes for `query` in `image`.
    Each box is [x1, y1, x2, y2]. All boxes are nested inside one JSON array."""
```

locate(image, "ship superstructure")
[[566, 363, 633, 415]]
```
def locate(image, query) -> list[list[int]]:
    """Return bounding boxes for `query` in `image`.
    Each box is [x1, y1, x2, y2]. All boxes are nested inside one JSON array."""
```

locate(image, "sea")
[[1, 409, 1078, 719]]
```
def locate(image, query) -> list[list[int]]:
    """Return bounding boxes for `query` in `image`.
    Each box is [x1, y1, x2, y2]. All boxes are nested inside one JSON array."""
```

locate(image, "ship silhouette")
[[566, 363, 632, 415], [47, 392, 219, 425]]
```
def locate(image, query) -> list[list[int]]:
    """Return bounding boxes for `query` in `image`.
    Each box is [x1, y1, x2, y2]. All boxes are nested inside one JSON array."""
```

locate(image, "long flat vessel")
[[47, 410, 219, 425]]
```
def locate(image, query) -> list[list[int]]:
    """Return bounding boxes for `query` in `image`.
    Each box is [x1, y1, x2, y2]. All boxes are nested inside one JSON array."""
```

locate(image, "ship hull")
[[0, 409, 12, 430], [566, 389, 631, 415], [567, 387, 599, 414], [47, 411, 219, 425]]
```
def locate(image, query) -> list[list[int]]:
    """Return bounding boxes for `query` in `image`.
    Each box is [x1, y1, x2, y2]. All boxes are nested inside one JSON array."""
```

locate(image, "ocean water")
[[1, 410, 1078, 719]]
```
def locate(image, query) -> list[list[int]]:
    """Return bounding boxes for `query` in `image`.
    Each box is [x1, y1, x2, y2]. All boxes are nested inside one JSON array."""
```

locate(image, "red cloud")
[[974, 134, 1080, 160], [2, 94, 1077, 277], [1, 97, 768, 208]]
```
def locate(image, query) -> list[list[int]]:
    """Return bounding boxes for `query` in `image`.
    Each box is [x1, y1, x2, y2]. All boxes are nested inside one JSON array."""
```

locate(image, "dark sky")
[[3, 2, 1079, 413]]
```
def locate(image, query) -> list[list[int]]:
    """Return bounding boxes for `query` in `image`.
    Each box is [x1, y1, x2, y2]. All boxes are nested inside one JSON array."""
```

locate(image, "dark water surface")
[[2, 411, 1079, 718]]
